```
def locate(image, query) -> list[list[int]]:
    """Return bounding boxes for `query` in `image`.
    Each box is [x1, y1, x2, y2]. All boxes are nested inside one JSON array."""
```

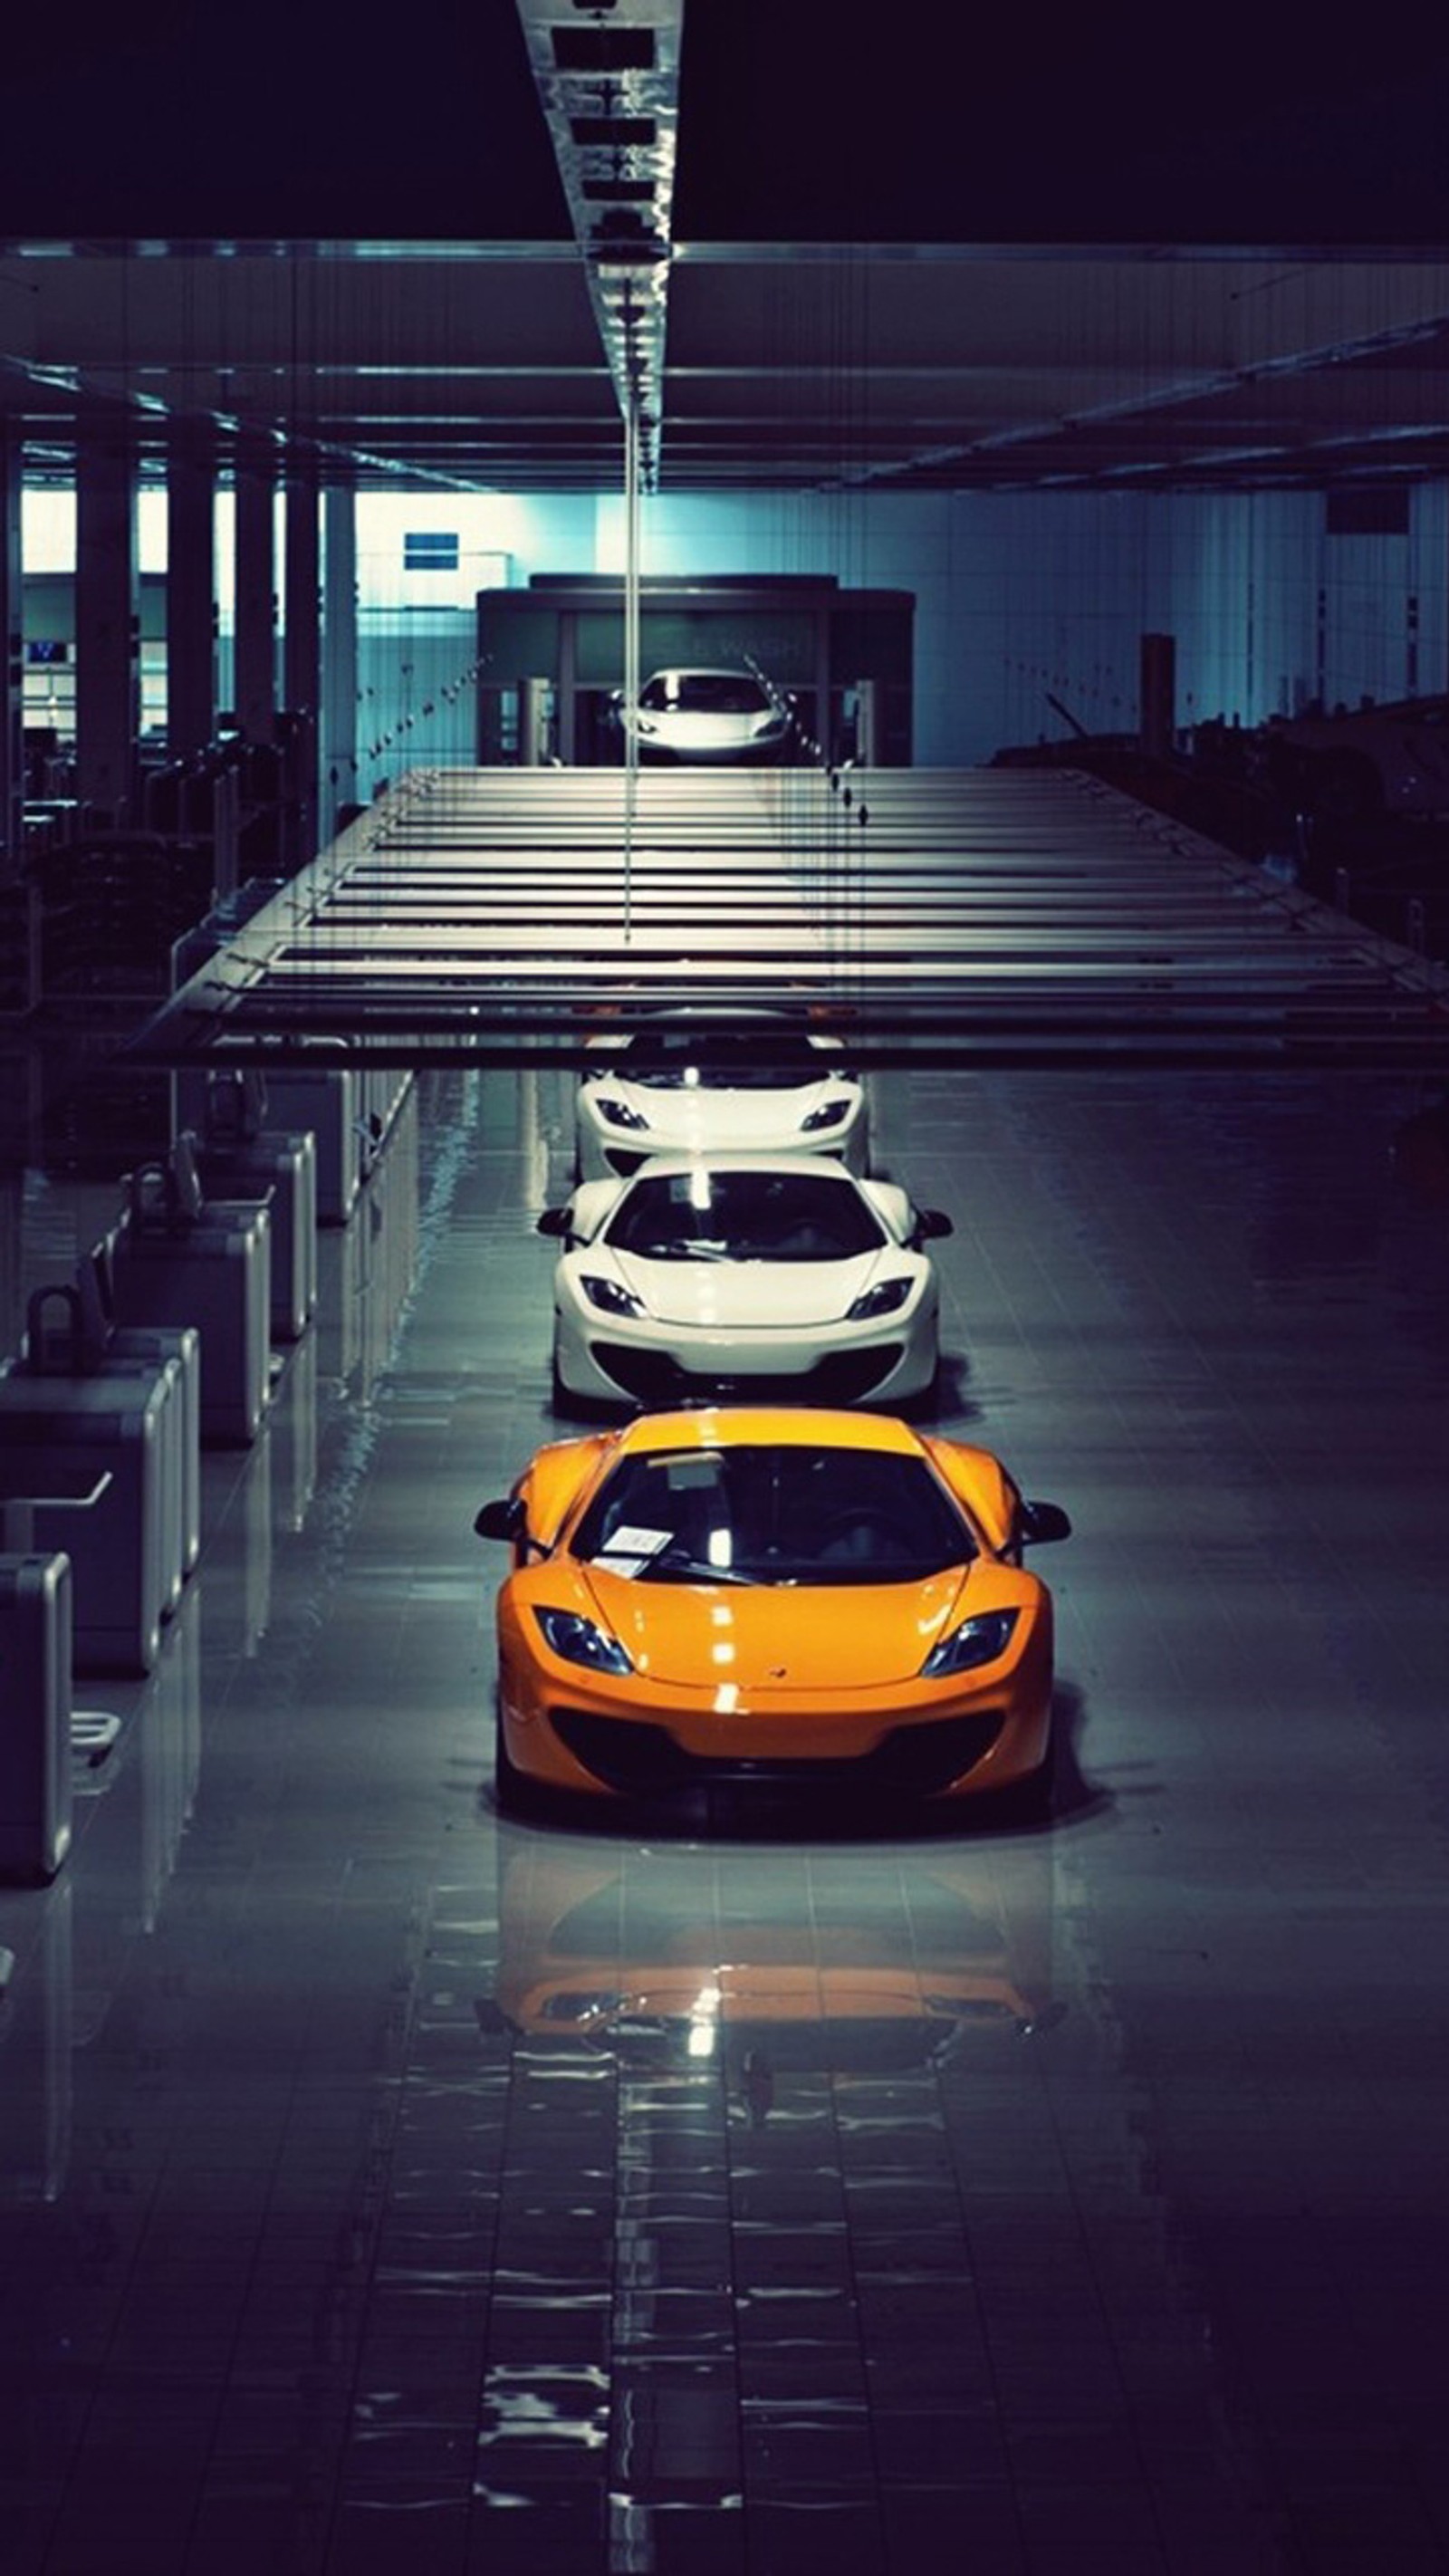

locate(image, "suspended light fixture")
[[514, 0, 682, 491]]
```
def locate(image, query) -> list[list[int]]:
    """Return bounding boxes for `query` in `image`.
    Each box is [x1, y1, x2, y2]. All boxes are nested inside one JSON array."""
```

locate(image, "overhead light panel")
[[552, 25, 656, 69], [568, 113, 657, 147]]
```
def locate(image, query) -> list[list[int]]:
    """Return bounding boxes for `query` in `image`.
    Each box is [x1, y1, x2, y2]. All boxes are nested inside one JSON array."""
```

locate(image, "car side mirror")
[[913, 1207, 954, 1243], [475, 1495, 526, 1543], [535, 1206, 571, 1237], [1020, 1499, 1071, 1545]]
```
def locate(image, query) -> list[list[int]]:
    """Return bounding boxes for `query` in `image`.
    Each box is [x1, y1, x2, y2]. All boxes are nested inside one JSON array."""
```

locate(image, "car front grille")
[[552, 1706, 1003, 1799], [591, 1343, 904, 1407]]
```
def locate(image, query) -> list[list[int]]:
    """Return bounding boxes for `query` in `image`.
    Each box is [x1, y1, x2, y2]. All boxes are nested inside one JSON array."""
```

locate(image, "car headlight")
[[847, 1275, 914, 1322], [581, 1272, 645, 1318], [596, 1096, 648, 1131], [919, 1608, 1020, 1678], [800, 1099, 849, 1132], [533, 1607, 633, 1675]]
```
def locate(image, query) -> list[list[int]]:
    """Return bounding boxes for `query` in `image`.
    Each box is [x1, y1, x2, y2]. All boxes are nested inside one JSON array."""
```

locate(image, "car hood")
[[607, 1248, 892, 1328], [638, 709, 780, 742], [581, 1562, 972, 1689], [600, 1080, 854, 1147]]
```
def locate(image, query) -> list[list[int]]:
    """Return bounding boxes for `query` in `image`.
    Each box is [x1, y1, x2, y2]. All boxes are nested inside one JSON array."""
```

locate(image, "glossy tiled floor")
[[3, 1057, 1448, 2574]]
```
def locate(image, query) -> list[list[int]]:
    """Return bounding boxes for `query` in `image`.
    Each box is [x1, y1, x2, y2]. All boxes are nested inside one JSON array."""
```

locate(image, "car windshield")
[[571, 1444, 974, 1587], [639, 673, 770, 716], [609, 1024, 846, 1091], [605, 1168, 885, 1263]]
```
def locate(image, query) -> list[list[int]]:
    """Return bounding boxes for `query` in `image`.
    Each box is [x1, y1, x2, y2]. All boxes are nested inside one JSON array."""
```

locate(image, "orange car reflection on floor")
[[475, 1406, 1071, 1812], [480, 1832, 1064, 2104]]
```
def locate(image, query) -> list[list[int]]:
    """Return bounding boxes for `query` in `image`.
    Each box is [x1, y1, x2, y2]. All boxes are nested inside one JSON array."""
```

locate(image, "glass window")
[[616, 1018, 847, 1090], [638, 669, 772, 716], [606, 1168, 883, 1262], [572, 1445, 973, 1586]]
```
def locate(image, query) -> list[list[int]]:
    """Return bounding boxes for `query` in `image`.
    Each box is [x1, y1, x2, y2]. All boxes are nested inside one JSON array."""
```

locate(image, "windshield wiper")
[[640, 1546, 753, 1585], [643, 1238, 734, 1263]]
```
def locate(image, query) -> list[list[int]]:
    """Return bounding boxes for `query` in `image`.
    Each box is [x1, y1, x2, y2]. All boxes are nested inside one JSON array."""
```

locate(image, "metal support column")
[[166, 428, 216, 761], [1140, 632, 1176, 763], [76, 425, 140, 823], [557, 613, 577, 766], [234, 452, 278, 748], [283, 461, 321, 861], [854, 678, 880, 768], [520, 678, 551, 766], [811, 600, 831, 765], [321, 482, 359, 836], [0, 428, 22, 878], [623, 396, 640, 943]]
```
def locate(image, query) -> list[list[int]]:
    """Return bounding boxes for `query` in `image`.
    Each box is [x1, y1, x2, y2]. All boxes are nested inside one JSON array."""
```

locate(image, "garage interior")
[[3, 5, 1449, 2572]]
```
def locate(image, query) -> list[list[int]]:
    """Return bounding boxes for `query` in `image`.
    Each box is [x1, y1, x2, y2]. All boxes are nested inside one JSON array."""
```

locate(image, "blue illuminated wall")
[[605, 484, 1449, 765], [24, 476, 1447, 782], [322, 475, 1449, 780]]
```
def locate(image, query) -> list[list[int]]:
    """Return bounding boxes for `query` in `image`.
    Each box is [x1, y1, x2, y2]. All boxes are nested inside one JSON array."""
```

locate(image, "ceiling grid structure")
[[129, 766, 1449, 1073], [513, 0, 682, 493], [4, 245, 1449, 499], [0, 5, 1444, 1086]]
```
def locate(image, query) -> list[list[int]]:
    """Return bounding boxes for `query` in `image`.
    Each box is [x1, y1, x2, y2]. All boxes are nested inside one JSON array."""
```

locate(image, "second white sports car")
[[540, 1151, 951, 1411], [575, 1007, 868, 1182]]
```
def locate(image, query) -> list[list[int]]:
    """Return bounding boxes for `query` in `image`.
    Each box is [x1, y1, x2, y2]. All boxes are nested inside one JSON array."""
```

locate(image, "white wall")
[[351, 493, 602, 779]]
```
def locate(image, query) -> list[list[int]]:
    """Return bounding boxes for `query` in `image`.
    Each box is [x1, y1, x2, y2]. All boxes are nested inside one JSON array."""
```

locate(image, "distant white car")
[[576, 1008, 869, 1183], [612, 667, 792, 764], [540, 1151, 950, 1412]]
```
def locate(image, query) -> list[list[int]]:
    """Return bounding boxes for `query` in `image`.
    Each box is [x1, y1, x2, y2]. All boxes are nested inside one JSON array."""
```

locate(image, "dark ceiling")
[[2, 2, 1448, 499], [8, 2, 1449, 245]]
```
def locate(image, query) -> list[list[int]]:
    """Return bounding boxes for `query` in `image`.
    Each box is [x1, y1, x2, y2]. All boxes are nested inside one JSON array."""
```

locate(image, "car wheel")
[[552, 1341, 614, 1422], [494, 1693, 530, 1817], [551, 1337, 572, 1416], [902, 1357, 942, 1421], [993, 1726, 1057, 1827]]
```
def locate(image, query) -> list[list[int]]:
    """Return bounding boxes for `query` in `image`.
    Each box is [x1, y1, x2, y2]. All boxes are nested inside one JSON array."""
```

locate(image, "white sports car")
[[539, 1151, 950, 1412], [612, 667, 793, 764], [575, 1008, 868, 1183]]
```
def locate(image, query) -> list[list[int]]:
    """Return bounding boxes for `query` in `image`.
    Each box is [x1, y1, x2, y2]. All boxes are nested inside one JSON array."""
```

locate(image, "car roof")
[[642, 666, 763, 684], [611, 1405, 926, 1457], [581, 1004, 846, 1057]]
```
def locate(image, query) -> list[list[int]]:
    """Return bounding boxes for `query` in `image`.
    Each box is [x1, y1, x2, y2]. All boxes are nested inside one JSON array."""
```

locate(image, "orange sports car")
[[474, 1406, 1070, 1812]]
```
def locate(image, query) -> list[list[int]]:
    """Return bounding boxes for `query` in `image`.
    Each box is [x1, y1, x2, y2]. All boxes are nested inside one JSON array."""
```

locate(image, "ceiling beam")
[[514, 0, 683, 489]]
